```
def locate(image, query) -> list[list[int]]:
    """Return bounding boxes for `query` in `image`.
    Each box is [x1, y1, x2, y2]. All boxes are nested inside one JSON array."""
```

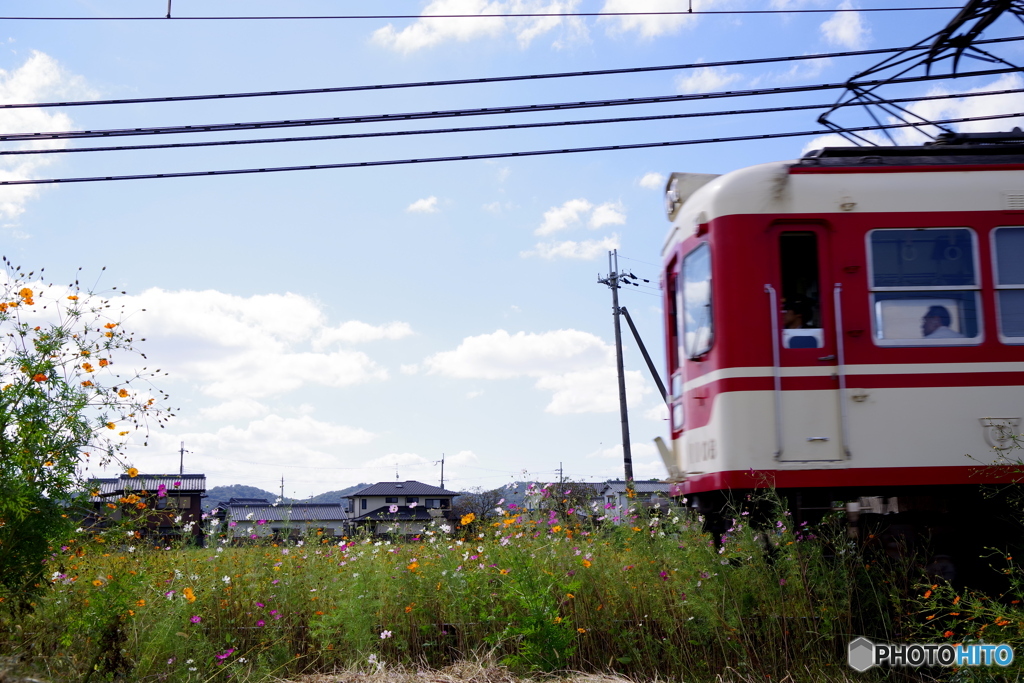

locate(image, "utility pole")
[[598, 249, 633, 483], [178, 441, 187, 476], [280, 476, 285, 503], [440, 453, 445, 489]]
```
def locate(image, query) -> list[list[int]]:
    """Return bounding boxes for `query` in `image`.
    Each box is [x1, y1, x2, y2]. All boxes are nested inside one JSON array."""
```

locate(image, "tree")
[[451, 486, 506, 522], [0, 260, 171, 607]]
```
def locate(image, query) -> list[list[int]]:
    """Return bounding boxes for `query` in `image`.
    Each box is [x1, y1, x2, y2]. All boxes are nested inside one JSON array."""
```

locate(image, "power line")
[[0, 7, 963, 21], [9, 87, 1019, 157], [4, 111, 1020, 187], [9, 36, 1021, 110], [8, 66, 1019, 143]]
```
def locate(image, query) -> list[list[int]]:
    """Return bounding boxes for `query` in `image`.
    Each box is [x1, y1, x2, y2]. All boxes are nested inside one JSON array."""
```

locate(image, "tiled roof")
[[349, 505, 438, 522], [347, 481, 460, 497], [88, 474, 206, 501], [601, 480, 670, 495], [224, 503, 349, 523]]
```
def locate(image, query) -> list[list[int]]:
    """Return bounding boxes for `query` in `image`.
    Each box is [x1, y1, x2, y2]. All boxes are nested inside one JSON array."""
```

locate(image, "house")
[[86, 473, 206, 545], [599, 480, 673, 522], [346, 481, 459, 535], [211, 499, 350, 542]]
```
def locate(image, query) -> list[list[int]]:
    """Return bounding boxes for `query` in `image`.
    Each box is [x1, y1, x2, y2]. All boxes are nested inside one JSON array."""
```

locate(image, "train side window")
[[779, 232, 822, 349], [993, 227, 1024, 341], [678, 243, 712, 359], [868, 228, 980, 345]]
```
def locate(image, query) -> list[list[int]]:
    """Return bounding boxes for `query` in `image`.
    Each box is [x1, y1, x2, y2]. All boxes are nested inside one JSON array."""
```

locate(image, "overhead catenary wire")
[[4, 110, 1021, 186], [7, 87, 1020, 156], [0, 7, 964, 21], [7, 66, 1020, 143], [8, 36, 1022, 110]]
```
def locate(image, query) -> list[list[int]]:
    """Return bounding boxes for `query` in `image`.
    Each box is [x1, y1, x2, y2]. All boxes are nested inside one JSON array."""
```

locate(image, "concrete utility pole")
[[178, 441, 187, 476], [598, 250, 633, 482]]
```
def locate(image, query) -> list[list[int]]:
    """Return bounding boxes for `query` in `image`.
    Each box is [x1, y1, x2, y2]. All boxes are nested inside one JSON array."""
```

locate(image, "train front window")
[[993, 227, 1024, 342], [678, 243, 712, 359], [779, 232, 823, 349], [868, 228, 980, 345]]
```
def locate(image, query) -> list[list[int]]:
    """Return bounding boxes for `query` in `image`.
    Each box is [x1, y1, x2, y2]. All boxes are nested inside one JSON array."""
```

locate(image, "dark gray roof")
[[347, 480, 460, 498], [224, 503, 348, 523], [601, 480, 670, 495], [88, 474, 206, 501]]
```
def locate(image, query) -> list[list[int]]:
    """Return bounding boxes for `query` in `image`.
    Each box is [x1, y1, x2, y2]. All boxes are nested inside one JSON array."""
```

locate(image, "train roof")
[[662, 130, 1024, 256]]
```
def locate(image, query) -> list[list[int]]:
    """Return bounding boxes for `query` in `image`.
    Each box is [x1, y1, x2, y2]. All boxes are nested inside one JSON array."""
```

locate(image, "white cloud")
[[424, 329, 650, 413], [820, 1, 869, 49], [522, 234, 620, 260], [893, 74, 1024, 144], [109, 287, 407, 399], [588, 201, 626, 229], [599, 0, 698, 39], [406, 196, 439, 213], [0, 51, 96, 222], [803, 74, 1024, 153], [371, 0, 587, 54], [200, 398, 270, 422], [675, 65, 743, 94], [466, 390, 484, 398], [313, 321, 413, 349], [400, 363, 421, 375], [638, 172, 666, 190], [644, 402, 669, 421], [535, 198, 593, 235]]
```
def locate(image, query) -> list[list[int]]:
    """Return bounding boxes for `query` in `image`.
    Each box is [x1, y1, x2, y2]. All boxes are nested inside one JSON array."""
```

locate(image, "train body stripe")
[[669, 465, 1022, 497]]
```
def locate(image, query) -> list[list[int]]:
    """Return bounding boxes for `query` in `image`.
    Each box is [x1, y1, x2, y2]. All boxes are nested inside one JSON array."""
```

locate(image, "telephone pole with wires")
[[598, 249, 633, 483]]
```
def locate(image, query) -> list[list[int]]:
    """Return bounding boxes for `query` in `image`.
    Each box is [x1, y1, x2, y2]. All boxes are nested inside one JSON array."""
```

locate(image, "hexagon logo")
[[848, 637, 876, 672]]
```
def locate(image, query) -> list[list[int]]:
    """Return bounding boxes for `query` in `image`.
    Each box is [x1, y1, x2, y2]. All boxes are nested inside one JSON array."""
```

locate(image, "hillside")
[[203, 482, 372, 512]]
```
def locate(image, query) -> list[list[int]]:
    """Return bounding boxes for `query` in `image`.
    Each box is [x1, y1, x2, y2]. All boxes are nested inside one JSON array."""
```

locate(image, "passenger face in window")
[[782, 299, 812, 329], [922, 305, 963, 338]]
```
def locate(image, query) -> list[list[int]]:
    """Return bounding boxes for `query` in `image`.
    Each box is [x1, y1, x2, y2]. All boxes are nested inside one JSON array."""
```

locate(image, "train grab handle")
[[764, 284, 784, 460]]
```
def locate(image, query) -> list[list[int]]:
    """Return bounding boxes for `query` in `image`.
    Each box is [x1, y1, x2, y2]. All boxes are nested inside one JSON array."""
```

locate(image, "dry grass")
[[287, 660, 861, 683]]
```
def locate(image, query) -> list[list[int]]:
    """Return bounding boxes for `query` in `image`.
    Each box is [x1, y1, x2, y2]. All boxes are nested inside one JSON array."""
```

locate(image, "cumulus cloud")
[[200, 398, 270, 422], [588, 201, 626, 229], [638, 172, 666, 189], [820, 1, 870, 49], [535, 198, 593, 235], [424, 329, 649, 413], [522, 234, 621, 260], [599, 0, 699, 39], [108, 287, 408, 399], [314, 321, 413, 349], [0, 51, 96, 222], [371, 0, 587, 54], [802, 74, 1024, 153], [407, 196, 440, 213], [675, 66, 743, 94]]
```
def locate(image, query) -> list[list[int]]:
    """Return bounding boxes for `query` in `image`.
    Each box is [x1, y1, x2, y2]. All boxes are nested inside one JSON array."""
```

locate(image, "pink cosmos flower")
[[157, 484, 167, 498], [190, 615, 201, 624]]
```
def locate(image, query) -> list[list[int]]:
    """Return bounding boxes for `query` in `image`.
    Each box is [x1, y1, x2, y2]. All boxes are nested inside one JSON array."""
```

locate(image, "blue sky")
[[2, 1, 1022, 498]]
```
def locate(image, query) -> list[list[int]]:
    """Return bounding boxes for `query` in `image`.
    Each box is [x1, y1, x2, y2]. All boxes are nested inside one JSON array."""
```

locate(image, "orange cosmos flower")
[[32, 374, 46, 382], [81, 362, 94, 373], [117, 388, 129, 397], [98, 359, 109, 367], [81, 380, 93, 387], [460, 513, 476, 526], [67, 295, 78, 301], [106, 422, 116, 430], [18, 287, 32, 299], [183, 587, 196, 603], [126, 467, 139, 477]]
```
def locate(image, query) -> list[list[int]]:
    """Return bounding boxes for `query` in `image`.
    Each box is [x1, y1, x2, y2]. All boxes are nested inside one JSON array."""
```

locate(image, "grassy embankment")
[[1, 489, 1021, 682]]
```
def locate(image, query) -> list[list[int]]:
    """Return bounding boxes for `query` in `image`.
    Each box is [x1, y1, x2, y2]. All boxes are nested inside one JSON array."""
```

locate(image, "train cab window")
[[868, 228, 980, 345], [678, 243, 712, 359], [993, 227, 1024, 341], [779, 232, 823, 348]]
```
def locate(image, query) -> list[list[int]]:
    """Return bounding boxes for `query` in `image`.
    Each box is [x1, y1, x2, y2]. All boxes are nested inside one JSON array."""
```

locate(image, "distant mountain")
[[304, 483, 370, 505], [204, 484, 278, 512], [203, 482, 373, 512]]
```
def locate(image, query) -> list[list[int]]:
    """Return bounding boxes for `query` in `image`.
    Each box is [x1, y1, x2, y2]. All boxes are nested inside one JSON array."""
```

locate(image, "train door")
[[768, 225, 847, 462]]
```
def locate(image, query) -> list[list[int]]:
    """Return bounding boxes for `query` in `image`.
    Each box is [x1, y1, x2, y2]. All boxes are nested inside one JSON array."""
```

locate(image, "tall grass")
[[1, 492, 1017, 682]]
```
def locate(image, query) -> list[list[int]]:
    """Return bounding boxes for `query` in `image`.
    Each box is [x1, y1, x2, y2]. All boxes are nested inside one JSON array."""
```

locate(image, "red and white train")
[[657, 132, 1024, 573]]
